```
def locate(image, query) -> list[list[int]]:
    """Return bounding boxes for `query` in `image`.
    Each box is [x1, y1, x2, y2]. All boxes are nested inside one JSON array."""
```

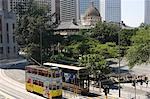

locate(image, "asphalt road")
[[0, 68, 45, 99]]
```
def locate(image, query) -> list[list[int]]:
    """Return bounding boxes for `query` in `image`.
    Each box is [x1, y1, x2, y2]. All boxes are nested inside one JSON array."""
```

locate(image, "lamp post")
[[40, 29, 42, 66], [118, 22, 121, 97]]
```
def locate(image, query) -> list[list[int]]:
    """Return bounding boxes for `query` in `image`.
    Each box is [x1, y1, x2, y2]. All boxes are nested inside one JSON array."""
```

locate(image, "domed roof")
[[84, 2, 101, 17]]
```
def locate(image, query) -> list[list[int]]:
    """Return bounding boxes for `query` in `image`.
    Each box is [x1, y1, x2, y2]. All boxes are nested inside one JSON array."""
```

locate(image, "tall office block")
[[60, 0, 80, 22], [79, 0, 100, 17], [145, 0, 150, 24], [100, 0, 121, 22]]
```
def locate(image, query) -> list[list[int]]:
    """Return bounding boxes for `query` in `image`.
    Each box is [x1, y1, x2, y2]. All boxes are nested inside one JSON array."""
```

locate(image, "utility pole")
[[40, 28, 42, 66]]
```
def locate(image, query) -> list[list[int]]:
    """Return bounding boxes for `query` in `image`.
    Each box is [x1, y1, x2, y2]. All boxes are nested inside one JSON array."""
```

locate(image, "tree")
[[16, 1, 55, 62], [79, 54, 110, 75], [90, 22, 120, 44], [126, 27, 150, 68]]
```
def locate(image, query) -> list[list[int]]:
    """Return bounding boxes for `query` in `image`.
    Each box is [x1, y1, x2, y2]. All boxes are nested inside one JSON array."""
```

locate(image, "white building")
[[60, 0, 80, 22], [144, 0, 150, 24], [100, 0, 121, 22], [0, 0, 18, 59]]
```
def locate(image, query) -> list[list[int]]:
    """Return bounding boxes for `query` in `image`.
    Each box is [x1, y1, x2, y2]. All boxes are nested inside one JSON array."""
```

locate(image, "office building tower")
[[145, 0, 150, 24], [0, 0, 18, 59], [79, 0, 100, 17], [60, 0, 80, 22], [100, 0, 121, 22]]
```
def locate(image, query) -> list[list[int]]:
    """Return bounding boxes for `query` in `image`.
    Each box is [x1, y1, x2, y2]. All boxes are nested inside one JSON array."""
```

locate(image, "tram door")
[[43, 81, 50, 98]]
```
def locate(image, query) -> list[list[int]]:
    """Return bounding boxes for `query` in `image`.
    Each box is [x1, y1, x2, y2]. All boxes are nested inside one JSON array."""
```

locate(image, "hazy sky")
[[122, 0, 144, 27]]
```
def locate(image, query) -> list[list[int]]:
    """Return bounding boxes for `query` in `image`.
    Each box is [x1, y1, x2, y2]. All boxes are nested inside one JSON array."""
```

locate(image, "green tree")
[[90, 22, 120, 44], [16, 1, 56, 62], [126, 27, 150, 68]]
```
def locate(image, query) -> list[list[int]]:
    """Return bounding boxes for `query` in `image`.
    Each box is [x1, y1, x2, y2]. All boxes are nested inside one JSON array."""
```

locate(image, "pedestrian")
[[146, 80, 149, 88]]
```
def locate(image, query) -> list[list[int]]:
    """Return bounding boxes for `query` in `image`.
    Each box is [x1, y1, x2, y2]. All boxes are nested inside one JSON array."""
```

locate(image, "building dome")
[[84, 2, 101, 17]]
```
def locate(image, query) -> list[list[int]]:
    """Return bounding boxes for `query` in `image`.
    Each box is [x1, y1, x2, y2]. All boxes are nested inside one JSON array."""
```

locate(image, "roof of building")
[[55, 21, 80, 30], [54, 20, 92, 31], [84, 2, 101, 17], [43, 62, 86, 71]]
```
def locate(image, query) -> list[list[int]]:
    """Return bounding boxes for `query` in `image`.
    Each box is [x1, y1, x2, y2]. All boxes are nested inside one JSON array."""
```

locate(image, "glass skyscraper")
[[100, 0, 121, 22], [79, 0, 100, 17], [145, 0, 150, 24]]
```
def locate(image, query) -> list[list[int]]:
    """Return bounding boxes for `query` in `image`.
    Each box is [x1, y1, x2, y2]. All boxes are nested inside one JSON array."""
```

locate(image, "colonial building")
[[81, 2, 101, 26], [55, 2, 101, 35]]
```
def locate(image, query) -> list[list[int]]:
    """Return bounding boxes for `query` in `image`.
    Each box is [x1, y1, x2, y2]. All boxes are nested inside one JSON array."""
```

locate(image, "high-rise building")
[[60, 0, 80, 22], [0, 0, 18, 59], [79, 0, 100, 17], [7, 0, 60, 23], [144, 0, 150, 24], [100, 0, 121, 22]]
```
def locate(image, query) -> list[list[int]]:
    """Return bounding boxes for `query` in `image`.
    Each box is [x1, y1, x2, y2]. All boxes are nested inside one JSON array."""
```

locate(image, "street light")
[[118, 22, 121, 97]]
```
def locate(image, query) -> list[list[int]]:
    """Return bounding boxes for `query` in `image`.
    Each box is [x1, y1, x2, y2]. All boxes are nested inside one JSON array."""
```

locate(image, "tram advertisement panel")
[[63, 73, 76, 83]]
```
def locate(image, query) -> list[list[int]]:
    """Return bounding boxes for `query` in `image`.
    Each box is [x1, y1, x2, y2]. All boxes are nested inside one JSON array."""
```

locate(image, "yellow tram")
[[25, 65, 62, 99]]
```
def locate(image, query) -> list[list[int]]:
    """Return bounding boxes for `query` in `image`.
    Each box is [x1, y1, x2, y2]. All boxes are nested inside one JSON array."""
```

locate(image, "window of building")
[[7, 47, 10, 53], [13, 36, 15, 43], [14, 46, 16, 53], [0, 47, 3, 54], [0, 34, 2, 43], [7, 34, 9, 43], [12, 23, 15, 30], [6, 23, 9, 32]]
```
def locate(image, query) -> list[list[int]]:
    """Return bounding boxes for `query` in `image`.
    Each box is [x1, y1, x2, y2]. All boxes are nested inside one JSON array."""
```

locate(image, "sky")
[[122, 0, 144, 27]]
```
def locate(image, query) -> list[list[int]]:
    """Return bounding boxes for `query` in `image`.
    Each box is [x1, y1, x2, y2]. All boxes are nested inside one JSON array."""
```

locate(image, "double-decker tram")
[[43, 63, 89, 94], [25, 65, 62, 99]]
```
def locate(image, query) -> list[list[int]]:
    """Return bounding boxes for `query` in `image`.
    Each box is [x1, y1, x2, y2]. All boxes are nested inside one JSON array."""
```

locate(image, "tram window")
[[45, 71, 48, 77], [27, 78, 31, 83], [55, 71, 60, 78], [57, 86, 59, 89], [49, 84, 52, 90], [53, 85, 56, 90], [49, 73, 51, 77], [34, 80, 38, 85], [33, 80, 35, 84], [52, 72, 55, 78], [39, 81, 43, 87], [38, 70, 42, 76]]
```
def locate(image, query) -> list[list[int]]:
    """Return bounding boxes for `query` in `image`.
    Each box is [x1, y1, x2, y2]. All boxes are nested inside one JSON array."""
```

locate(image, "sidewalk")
[[121, 83, 150, 92]]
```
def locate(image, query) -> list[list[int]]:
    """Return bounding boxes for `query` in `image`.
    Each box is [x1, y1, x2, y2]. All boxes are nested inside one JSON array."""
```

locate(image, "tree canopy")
[[126, 27, 150, 68]]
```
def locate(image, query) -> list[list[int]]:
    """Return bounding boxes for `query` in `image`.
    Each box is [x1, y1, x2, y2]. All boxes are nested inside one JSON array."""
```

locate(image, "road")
[[0, 59, 45, 99]]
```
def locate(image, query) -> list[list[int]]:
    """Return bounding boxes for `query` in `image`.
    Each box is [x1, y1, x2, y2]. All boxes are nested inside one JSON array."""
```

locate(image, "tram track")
[[0, 68, 45, 99]]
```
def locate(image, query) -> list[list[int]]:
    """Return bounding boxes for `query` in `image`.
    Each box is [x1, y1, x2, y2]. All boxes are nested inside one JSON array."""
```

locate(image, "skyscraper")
[[145, 0, 150, 24], [60, 0, 80, 22], [100, 0, 121, 22], [79, 0, 100, 17]]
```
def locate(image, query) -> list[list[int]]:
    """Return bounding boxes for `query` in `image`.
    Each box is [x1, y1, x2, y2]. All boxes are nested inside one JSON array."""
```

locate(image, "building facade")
[[79, 0, 100, 17], [145, 0, 150, 24], [82, 2, 101, 26], [60, 0, 80, 22], [100, 0, 121, 22], [7, 0, 60, 23], [0, 1, 18, 59]]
